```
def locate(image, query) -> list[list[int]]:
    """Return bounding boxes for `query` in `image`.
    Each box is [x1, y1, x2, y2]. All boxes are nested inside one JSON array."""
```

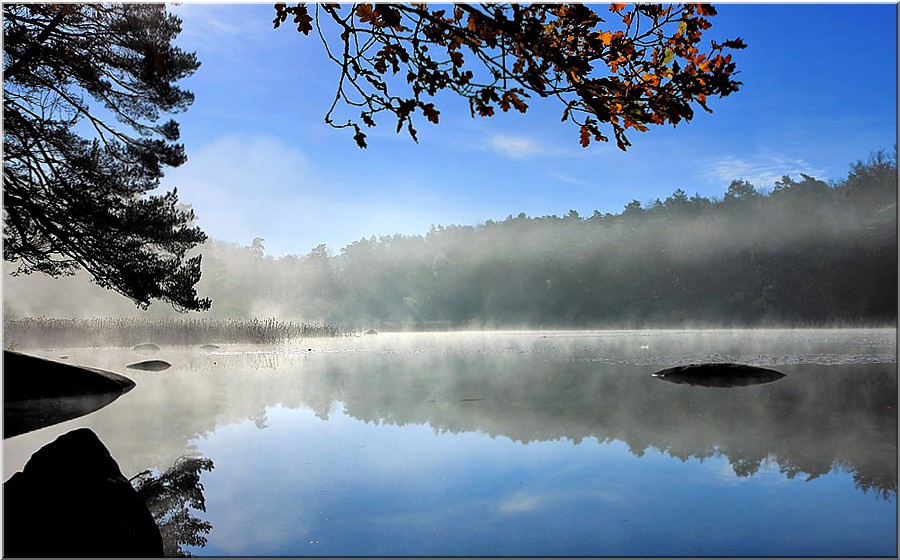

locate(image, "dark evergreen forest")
[[195, 152, 896, 328], [5, 153, 896, 328]]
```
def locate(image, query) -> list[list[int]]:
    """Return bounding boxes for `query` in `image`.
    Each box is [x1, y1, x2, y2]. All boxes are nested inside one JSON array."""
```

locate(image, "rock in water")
[[5, 351, 135, 400], [3, 428, 164, 557], [133, 343, 160, 353], [652, 363, 785, 388], [199, 344, 219, 350], [4, 351, 136, 438], [126, 359, 172, 372]]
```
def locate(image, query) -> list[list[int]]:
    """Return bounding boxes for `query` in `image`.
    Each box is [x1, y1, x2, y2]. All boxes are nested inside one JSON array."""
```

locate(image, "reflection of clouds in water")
[[496, 486, 626, 517], [498, 491, 542, 514], [192, 404, 655, 556], [694, 454, 788, 487], [3, 330, 894, 557], [6, 330, 895, 494], [4, 330, 895, 513], [188, 409, 320, 555]]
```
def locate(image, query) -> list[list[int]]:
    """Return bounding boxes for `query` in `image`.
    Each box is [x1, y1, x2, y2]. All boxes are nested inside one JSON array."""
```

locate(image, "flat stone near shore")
[[3, 351, 136, 438]]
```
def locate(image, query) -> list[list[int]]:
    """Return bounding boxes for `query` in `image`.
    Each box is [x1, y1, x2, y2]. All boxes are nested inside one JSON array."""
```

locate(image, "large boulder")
[[125, 359, 171, 372], [4, 351, 136, 438], [4, 428, 164, 557], [652, 363, 785, 388], [4, 351, 135, 401]]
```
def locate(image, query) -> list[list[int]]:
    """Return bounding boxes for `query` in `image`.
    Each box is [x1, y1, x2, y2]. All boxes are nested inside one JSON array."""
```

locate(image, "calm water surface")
[[4, 329, 897, 556]]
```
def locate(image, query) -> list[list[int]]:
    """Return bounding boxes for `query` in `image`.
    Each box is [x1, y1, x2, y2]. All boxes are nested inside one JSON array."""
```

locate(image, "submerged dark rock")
[[133, 343, 160, 353], [126, 359, 172, 372], [199, 344, 220, 350], [4, 428, 164, 557], [652, 363, 785, 388], [4, 351, 136, 438]]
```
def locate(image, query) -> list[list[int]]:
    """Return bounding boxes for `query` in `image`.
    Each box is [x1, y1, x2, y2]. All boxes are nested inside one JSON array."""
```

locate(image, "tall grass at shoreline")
[[3, 317, 347, 349]]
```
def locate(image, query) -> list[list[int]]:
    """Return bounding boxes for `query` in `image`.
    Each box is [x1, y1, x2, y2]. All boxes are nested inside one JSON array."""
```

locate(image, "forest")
[[4, 152, 896, 330]]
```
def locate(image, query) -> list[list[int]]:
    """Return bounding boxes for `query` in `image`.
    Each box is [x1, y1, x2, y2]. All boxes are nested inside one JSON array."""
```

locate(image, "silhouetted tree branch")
[[274, 3, 746, 149]]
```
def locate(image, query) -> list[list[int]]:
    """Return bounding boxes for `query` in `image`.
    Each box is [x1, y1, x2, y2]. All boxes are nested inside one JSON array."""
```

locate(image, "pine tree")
[[3, 4, 210, 311]]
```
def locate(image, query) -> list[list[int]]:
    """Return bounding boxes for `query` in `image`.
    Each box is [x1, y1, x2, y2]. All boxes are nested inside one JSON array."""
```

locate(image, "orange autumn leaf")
[[580, 124, 591, 147], [277, 3, 746, 151], [597, 31, 615, 45]]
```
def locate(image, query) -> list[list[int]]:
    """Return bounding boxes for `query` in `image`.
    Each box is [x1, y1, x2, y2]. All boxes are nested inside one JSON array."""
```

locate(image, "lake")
[[4, 328, 897, 556]]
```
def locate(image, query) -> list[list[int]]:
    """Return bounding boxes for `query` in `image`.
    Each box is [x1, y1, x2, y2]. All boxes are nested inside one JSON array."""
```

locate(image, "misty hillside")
[[4, 152, 896, 329]]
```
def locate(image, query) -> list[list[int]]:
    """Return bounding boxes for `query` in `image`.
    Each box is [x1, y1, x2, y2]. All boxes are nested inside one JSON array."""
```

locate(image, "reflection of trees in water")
[[132, 456, 214, 557], [852, 469, 897, 501], [80, 345, 894, 503], [320, 356, 897, 500]]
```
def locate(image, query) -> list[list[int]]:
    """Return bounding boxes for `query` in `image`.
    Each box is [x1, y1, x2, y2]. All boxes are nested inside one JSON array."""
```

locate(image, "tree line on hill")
[[4, 152, 896, 328]]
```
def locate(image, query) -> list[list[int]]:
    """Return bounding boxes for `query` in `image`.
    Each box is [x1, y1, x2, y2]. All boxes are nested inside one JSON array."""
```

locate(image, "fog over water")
[[2, 153, 895, 555], [3, 153, 896, 328], [1, 3, 895, 555], [6, 329, 895, 482], [3, 328, 895, 555]]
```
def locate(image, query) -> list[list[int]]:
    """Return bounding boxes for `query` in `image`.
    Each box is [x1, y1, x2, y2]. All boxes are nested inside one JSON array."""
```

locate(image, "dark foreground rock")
[[652, 363, 785, 388], [4, 351, 136, 438], [126, 359, 172, 372], [4, 428, 164, 557]]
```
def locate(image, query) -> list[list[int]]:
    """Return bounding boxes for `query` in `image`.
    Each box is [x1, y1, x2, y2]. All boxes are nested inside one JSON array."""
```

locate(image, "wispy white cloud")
[[168, 4, 266, 54], [547, 172, 591, 187], [161, 135, 311, 253], [161, 134, 462, 257], [174, 4, 240, 34], [487, 134, 544, 159], [700, 154, 829, 187]]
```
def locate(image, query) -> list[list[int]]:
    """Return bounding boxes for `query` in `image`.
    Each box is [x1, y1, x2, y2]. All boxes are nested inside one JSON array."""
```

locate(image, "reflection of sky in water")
[[4, 329, 896, 556], [192, 403, 896, 557]]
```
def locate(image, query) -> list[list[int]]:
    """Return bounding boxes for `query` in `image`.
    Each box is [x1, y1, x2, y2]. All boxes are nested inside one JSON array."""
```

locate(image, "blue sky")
[[161, 3, 898, 258]]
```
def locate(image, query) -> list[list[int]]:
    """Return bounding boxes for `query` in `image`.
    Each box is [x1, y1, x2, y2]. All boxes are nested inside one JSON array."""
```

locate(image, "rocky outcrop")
[[125, 359, 172, 372], [652, 363, 785, 387], [3, 428, 164, 557], [4, 351, 135, 401], [4, 351, 136, 438]]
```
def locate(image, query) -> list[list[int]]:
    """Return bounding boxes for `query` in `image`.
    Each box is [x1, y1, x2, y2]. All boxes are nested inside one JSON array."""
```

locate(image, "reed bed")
[[3, 317, 347, 349]]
